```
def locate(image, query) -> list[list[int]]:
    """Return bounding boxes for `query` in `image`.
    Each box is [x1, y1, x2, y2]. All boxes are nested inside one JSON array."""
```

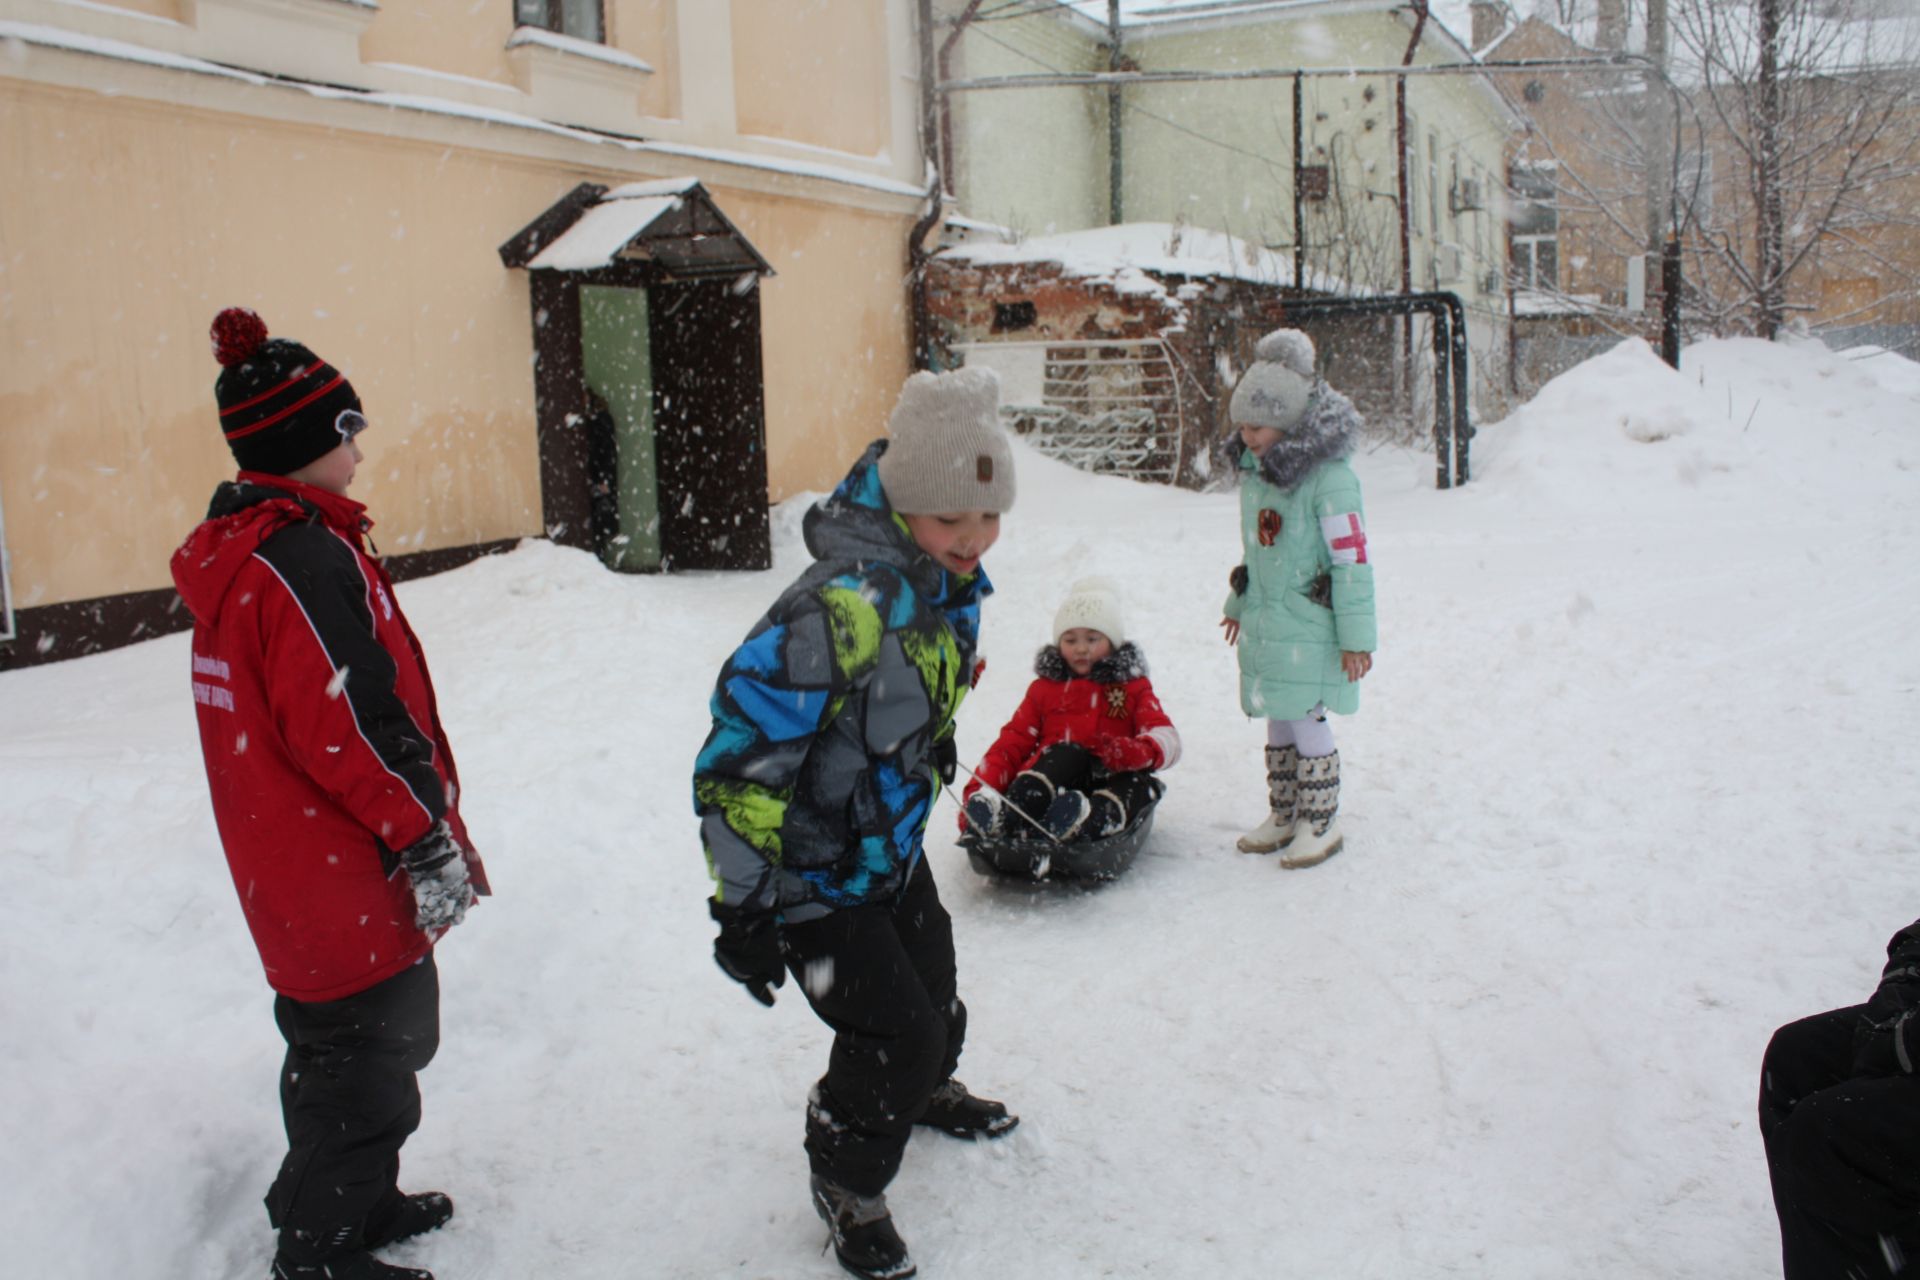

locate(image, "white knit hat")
[[1053, 576, 1126, 646], [1229, 328, 1317, 434], [877, 367, 1018, 515]]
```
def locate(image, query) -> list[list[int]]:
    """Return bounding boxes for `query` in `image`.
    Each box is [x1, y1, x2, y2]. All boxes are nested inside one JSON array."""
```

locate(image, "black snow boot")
[[364, 1191, 453, 1250], [1088, 789, 1128, 838], [962, 790, 1004, 837], [1004, 770, 1055, 831], [270, 1252, 432, 1280], [916, 1077, 1019, 1139], [1042, 789, 1092, 841], [811, 1175, 916, 1280]]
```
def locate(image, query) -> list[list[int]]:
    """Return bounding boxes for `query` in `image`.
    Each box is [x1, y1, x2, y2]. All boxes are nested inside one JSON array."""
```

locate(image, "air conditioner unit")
[[1451, 177, 1485, 214], [1435, 244, 1463, 283], [1482, 268, 1504, 295]]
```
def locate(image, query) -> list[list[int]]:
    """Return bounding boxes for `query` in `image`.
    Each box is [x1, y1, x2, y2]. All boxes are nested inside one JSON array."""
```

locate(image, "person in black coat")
[[1761, 916, 1920, 1278]]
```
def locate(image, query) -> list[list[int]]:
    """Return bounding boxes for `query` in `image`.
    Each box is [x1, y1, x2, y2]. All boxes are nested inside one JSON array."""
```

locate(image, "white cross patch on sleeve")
[[1319, 512, 1369, 565]]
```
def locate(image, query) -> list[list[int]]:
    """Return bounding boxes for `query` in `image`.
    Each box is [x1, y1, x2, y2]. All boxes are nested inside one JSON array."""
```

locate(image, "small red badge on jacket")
[[1258, 509, 1282, 547]]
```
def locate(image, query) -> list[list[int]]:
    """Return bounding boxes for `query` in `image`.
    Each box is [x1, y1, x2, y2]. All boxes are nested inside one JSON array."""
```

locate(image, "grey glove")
[[400, 820, 473, 933]]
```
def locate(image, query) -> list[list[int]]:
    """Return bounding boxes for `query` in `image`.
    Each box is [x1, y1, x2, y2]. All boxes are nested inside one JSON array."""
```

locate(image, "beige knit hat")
[[1229, 328, 1317, 434], [1053, 576, 1126, 646], [877, 367, 1017, 515]]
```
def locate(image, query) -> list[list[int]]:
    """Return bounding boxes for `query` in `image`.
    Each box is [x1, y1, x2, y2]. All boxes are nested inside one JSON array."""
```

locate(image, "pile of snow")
[[3, 336, 1918, 1278]]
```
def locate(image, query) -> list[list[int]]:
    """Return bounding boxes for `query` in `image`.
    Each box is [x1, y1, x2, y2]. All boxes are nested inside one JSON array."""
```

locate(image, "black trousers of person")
[[266, 953, 441, 1262], [1016, 741, 1159, 826], [1761, 1004, 1920, 1278], [782, 860, 963, 1198]]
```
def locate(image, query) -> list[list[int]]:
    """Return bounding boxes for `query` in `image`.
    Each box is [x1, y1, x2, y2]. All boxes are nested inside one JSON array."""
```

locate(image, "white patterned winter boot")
[[1279, 749, 1342, 869], [1236, 745, 1299, 853]]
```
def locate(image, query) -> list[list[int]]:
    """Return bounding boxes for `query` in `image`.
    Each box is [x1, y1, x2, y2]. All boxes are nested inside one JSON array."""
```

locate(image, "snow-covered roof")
[[1061, 0, 1478, 49], [937, 220, 1362, 298], [526, 195, 685, 271]]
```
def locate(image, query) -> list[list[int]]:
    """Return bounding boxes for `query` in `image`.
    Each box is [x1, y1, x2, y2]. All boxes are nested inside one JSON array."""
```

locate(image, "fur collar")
[[1034, 641, 1149, 683], [1242, 381, 1364, 492]]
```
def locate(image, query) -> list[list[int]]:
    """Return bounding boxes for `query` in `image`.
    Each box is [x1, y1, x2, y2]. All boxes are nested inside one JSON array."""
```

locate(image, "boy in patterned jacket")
[[172, 309, 486, 1280], [694, 368, 1019, 1280]]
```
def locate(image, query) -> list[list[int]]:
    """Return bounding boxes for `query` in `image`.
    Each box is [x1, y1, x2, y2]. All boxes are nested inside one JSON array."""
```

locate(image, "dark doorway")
[[500, 180, 775, 571]]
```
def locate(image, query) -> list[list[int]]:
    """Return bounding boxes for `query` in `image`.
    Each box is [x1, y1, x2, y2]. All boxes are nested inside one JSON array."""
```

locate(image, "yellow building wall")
[[0, 80, 913, 609], [732, 0, 889, 157], [720, 191, 915, 496], [356, 0, 679, 119], [357, 1, 519, 88]]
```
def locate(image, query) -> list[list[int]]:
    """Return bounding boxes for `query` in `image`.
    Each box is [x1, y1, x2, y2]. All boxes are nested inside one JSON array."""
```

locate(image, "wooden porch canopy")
[[498, 178, 774, 280]]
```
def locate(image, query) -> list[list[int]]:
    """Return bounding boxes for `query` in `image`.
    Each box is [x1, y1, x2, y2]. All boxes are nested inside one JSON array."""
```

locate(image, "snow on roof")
[[603, 177, 702, 200], [937, 220, 1368, 302], [525, 195, 683, 271], [1062, 0, 1477, 47], [941, 221, 1296, 291]]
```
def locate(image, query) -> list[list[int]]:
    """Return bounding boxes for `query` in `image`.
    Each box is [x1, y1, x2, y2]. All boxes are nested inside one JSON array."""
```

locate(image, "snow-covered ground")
[[5, 335, 1918, 1279]]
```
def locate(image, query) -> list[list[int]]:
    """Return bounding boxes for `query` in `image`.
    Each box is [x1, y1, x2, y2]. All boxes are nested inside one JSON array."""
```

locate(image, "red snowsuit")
[[171, 474, 488, 1002], [963, 643, 1180, 802]]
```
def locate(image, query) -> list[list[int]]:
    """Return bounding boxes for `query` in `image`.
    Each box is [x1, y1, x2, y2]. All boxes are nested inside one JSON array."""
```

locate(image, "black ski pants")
[[782, 860, 964, 1198], [1761, 1003, 1920, 1278], [266, 952, 440, 1262], [1016, 741, 1158, 824]]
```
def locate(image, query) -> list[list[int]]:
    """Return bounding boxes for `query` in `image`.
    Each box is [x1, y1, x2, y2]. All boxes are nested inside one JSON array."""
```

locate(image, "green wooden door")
[[579, 285, 661, 571]]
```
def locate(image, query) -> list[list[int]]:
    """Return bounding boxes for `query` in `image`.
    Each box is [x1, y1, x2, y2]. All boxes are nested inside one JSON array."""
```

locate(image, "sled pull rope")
[[947, 764, 1066, 847]]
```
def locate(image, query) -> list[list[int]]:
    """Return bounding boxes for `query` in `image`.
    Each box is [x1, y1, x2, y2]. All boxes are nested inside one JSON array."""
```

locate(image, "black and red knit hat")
[[209, 308, 364, 476]]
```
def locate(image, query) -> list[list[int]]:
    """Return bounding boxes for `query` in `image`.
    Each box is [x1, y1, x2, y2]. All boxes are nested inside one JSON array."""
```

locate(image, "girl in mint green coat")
[[1219, 329, 1376, 868]]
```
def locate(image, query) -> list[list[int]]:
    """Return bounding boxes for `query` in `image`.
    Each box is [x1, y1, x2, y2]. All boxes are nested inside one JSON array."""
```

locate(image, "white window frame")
[[1675, 146, 1715, 222], [1429, 130, 1441, 235], [1405, 111, 1421, 235], [1510, 163, 1560, 291]]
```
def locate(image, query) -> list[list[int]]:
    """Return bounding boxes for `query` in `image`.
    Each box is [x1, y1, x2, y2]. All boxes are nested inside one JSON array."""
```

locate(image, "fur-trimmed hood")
[[1034, 640, 1149, 683], [1236, 380, 1364, 492]]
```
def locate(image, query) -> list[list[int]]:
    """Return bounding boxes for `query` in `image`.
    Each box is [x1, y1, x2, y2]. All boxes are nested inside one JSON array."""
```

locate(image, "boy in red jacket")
[[962, 576, 1180, 840], [171, 309, 488, 1280]]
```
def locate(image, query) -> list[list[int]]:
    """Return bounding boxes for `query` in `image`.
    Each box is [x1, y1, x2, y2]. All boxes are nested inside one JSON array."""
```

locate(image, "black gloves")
[[929, 735, 958, 787], [399, 820, 473, 933], [711, 899, 786, 1007]]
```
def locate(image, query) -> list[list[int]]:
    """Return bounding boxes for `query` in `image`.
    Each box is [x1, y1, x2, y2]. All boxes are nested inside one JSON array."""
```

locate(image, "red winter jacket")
[[171, 474, 488, 1002], [963, 643, 1181, 801]]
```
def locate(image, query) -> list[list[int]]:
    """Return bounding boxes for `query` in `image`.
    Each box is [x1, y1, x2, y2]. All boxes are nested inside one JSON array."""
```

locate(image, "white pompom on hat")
[[877, 366, 1018, 514], [1229, 327, 1317, 434], [1053, 575, 1126, 647]]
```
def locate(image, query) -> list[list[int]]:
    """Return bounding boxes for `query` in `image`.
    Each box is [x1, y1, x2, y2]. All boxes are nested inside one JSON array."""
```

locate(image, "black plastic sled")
[[959, 778, 1164, 885]]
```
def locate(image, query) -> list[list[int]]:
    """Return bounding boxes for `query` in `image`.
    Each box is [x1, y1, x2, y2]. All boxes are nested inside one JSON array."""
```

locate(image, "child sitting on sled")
[[961, 577, 1181, 842]]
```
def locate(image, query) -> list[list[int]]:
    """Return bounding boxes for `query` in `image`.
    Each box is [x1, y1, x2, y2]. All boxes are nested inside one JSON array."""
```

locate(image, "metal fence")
[[957, 339, 1186, 484]]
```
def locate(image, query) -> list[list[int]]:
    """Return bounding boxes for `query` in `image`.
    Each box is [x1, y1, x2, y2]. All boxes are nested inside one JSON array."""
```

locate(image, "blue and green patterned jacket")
[[694, 441, 988, 920]]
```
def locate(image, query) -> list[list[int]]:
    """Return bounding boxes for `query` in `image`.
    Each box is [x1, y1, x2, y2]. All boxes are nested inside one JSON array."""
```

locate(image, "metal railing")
[[957, 339, 1186, 484]]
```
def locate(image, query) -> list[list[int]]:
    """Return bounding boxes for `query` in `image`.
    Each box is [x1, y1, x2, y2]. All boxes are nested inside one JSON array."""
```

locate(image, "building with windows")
[[931, 0, 1519, 427], [1477, 0, 1920, 392], [0, 0, 931, 665]]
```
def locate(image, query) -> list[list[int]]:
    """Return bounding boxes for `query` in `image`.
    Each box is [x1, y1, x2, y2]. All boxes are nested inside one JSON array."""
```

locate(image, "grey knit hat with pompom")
[[1229, 328, 1318, 434], [878, 366, 1017, 514]]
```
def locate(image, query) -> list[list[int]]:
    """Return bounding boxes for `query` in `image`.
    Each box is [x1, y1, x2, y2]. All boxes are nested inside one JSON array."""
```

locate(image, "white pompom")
[[1253, 328, 1316, 378]]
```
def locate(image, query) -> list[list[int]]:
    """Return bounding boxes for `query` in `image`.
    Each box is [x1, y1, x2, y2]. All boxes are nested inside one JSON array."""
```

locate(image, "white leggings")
[[1266, 707, 1336, 758]]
